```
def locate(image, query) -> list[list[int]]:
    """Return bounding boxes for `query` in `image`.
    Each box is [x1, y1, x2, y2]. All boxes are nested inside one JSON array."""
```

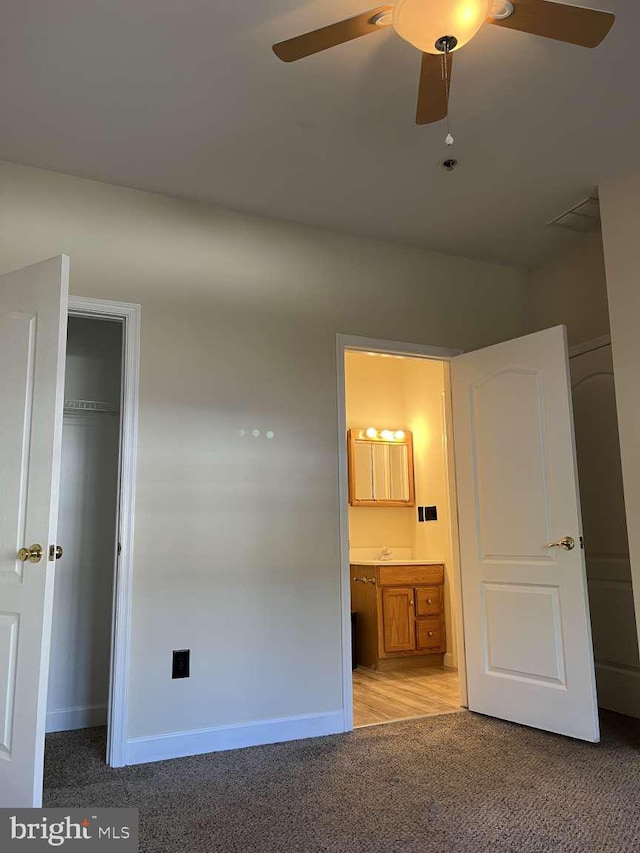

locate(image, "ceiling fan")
[[272, 1, 615, 125]]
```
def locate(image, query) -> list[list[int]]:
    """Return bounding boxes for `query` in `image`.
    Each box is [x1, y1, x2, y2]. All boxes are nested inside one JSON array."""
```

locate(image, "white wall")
[[47, 317, 122, 732], [599, 171, 640, 663], [0, 162, 527, 756], [525, 230, 609, 347]]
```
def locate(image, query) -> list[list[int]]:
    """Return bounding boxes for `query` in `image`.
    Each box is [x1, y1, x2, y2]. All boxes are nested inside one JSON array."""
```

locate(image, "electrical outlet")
[[417, 505, 438, 522], [172, 649, 190, 679]]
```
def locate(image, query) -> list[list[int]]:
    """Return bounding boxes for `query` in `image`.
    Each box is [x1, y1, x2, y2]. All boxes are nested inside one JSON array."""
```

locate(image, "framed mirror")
[[347, 428, 415, 507]]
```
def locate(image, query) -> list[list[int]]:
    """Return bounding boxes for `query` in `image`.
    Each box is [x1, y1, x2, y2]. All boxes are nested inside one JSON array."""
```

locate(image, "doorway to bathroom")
[[342, 344, 464, 727], [336, 328, 608, 745]]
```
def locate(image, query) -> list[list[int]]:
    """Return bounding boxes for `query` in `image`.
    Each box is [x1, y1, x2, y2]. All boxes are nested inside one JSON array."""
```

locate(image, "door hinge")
[[117, 542, 122, 556]]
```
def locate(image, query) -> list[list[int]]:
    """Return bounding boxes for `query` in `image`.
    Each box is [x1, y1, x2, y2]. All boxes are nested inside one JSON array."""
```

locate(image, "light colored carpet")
[[44, 710, 640, 852]]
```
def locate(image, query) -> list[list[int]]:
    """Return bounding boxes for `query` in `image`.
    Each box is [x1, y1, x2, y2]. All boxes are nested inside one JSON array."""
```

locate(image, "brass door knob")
[[18, 544, 43, 563], [547, 536, 575, 551]]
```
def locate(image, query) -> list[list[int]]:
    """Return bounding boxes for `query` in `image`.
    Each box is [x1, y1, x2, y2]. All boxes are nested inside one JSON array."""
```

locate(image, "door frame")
[[67, 296, 140, 767], [336, 334, 466, 730]]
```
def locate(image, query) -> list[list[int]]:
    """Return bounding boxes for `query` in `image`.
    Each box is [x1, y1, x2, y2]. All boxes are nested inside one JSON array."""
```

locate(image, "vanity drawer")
[[416, 617, 444, 652], [378, 565, 444, 587], [415, 586, 442, 617]]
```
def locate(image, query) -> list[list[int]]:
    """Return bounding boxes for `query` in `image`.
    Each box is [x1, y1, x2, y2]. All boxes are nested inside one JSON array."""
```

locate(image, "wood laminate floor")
[[353, 664, 461, 728]]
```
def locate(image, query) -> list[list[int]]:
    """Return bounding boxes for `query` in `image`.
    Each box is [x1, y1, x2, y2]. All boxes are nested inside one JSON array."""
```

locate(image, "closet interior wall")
[[46, 316, 123, 733]]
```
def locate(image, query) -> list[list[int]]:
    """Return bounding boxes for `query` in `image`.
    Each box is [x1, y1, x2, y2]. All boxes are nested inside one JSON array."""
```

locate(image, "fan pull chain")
[[441, 46, 454, 148]]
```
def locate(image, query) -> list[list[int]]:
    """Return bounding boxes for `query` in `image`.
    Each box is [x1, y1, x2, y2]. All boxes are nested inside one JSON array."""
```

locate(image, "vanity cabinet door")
[[382, 587, 416, 653]]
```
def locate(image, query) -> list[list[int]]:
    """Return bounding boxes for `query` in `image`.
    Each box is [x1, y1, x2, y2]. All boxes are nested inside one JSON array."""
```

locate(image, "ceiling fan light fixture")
[[393, 0, 493, 54]]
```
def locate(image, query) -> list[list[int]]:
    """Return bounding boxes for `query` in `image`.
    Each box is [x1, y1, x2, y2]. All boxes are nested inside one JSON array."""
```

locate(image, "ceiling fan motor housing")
[[435, 35, 458, 53]]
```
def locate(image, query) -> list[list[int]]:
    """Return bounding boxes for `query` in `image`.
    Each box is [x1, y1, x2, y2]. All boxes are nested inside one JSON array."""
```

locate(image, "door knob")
[[49, 545, 64, 561], [18, 544, 43, 563], [547, 536, 575, 551]]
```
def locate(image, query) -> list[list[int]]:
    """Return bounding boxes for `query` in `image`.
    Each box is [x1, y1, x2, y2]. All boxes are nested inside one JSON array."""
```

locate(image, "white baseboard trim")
[[596, 661, 640, 719], [125, 710, 345, 766], [46, 704, 107, 733], [444, 653, 456, 669]]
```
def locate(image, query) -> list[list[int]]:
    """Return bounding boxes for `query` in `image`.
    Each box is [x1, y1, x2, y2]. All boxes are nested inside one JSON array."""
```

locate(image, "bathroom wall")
[[345, 353, 414, 558], [345, 352, 455, 662], [345, 353, 450, 562], [402, 358, 456, 665]]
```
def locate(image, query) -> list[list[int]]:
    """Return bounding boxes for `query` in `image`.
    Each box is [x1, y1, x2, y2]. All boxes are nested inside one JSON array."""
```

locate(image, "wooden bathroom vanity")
[[350, 563, 445, 670]]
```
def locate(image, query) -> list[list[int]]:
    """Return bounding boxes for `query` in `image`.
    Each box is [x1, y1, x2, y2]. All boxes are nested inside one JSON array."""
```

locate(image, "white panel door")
[[452, 326, 599, 741], [0, 256, 69, 806]]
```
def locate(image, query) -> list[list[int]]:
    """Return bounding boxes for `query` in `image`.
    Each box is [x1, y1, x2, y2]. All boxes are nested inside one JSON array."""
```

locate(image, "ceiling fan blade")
[[272, 5, 393, 62], [416, 52, 452, 125], [488, 0, 615, 48]]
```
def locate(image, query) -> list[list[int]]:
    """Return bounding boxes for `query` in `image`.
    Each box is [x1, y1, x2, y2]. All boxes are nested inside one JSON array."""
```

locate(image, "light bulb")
[[365, 427, 378, 438], [380, 430, 394, 441], [394, 430, 405, 440], [393, 0, 492, 54]]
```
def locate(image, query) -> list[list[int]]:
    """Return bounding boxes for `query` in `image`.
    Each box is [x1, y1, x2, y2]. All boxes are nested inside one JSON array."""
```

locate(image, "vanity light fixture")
[[358, 427, 408, 442]]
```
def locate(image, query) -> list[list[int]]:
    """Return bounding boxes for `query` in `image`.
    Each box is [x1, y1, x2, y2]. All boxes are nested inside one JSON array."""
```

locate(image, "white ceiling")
[[0, 0, 636, 269]]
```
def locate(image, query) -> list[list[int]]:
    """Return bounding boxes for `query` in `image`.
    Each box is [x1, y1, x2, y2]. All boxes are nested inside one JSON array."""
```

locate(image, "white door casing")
[[0, 256, 69, 806], [452, 326, 599, 741]]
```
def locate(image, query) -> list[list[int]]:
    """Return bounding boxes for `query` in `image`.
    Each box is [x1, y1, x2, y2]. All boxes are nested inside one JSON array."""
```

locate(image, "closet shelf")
[[63, 399, 120, 414]]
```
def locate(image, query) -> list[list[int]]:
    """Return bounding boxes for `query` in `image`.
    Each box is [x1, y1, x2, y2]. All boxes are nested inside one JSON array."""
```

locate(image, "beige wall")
[[0, 162, 527, 748], [345, 353, 451, 563], [345, 353, 414, 555], [402, 359, 450, 565], [345, 352, 456, 663], [402, 358, 457, 665], [599, 171, 640, 655], [525, 230, 609, 347]]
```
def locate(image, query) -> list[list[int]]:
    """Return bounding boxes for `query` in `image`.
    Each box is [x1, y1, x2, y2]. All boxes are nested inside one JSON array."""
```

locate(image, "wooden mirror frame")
[[347, 428, 415, 507]]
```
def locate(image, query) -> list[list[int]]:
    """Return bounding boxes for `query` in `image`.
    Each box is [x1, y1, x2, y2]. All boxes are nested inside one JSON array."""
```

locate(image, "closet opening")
[[45, 299, 140, 772]]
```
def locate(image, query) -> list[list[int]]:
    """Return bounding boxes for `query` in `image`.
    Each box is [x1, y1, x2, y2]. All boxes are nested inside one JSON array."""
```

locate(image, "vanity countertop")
[[350, 559, 444, 566]]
